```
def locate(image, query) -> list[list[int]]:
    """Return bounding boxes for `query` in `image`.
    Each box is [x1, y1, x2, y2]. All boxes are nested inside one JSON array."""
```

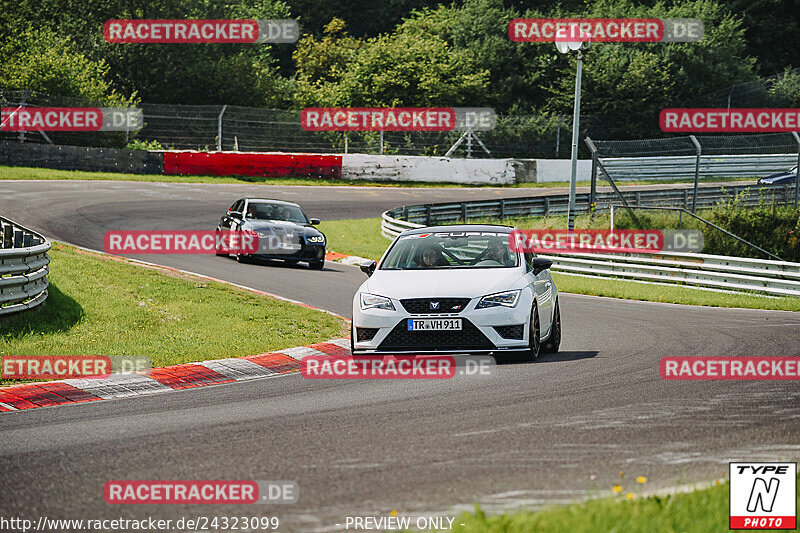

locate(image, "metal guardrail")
[[0, 216, 51, 316], [380, 207, 800, 297], [599, 154, 798, 181], [384, 183, 796, 226]]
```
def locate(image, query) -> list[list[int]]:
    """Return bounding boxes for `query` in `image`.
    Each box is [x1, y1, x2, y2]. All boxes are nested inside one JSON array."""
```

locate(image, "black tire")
[[350, 323, 355, 354], [236, 253, 250, 263], [541, 299, 561, 354], [500, 300, 541, 363], [526, 300, 542, 361], [309, 260, 324, 270]]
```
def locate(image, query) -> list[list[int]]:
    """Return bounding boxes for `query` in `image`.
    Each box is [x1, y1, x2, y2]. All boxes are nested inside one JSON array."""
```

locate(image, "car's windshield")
[[380, 231, 518, 270], [244, 202, 308, 223]]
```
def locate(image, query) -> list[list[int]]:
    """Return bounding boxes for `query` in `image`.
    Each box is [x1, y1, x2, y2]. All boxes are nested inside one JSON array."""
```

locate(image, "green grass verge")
[[0, 243, 347, 384], [319, 217, 800, 312], [0, 164, 753, 188], [447, 477, 799, 533]]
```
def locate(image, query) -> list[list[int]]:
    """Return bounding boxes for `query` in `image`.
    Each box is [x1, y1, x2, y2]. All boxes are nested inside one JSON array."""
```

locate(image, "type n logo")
[[747, 478, 780, 512]]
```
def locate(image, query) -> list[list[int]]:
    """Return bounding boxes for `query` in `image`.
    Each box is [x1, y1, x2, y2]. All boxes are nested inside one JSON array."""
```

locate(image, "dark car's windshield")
[[244, 202, 308, 224], [380, 231, 518, 270]]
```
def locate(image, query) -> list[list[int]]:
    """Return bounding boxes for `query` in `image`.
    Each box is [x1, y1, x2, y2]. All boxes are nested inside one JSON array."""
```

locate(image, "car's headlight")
[[360, 293, 395, 311], [476, 289, 521, 309], [256, 231, 271, 238], [307, 235, 325, 243]]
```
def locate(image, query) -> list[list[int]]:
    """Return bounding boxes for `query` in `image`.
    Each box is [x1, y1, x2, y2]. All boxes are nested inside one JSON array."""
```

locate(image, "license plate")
[[407, 318, 462, 331]]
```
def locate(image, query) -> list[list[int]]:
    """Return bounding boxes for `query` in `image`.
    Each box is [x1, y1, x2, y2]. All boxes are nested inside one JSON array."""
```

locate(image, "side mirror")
[[359, 260, 377, 277], [309, 218, 321, 225], [529, 257, 553, 275], [229, 211, 242, 219]]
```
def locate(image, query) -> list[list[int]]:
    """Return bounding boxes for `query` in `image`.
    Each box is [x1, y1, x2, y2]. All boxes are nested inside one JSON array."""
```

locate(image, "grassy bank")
[[0, 164, 752, 188], [0, 243, 347, 384], [446, 476, 799, 533], [318, 217, 800, 312]]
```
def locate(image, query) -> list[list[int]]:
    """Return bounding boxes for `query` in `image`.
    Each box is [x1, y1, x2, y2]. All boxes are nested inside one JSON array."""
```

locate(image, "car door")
[[524, 251, 553, 337]]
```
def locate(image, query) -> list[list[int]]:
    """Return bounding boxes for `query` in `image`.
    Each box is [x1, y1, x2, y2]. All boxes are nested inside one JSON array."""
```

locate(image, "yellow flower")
[[626, 492, 634, 501], [612, 484, 623, 494], [636, 476, 647, 484]]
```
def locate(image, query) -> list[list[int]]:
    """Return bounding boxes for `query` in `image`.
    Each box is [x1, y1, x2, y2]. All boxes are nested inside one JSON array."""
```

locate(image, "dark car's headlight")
[[360, 293, 395, 311], [476, 290, 521, 309], [307, 235, 325, 243]]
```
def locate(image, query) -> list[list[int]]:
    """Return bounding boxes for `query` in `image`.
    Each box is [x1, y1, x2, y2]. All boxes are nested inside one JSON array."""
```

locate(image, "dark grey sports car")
[[216, 198, 326, 269]]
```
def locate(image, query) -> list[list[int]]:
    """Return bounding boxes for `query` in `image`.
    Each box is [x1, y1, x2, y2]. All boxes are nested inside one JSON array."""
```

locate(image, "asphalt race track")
[[1, 180, 800, 531]]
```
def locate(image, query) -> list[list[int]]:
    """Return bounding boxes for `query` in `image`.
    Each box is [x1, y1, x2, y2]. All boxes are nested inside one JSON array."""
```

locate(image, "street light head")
[[554, 27, 592, 54]]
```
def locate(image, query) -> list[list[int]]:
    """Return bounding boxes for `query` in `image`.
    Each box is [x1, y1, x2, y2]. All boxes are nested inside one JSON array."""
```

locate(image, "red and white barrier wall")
[[162, 151, 536, 184]]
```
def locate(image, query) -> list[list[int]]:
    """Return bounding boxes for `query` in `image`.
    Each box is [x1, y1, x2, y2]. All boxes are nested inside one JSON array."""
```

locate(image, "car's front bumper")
[[249, 242, 325, 262], [352, 295, 532, 354]]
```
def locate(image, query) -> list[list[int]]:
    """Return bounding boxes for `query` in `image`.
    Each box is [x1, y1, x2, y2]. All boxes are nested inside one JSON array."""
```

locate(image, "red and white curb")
[[325, 250, 372, 265], [0, 338, 350, 413]]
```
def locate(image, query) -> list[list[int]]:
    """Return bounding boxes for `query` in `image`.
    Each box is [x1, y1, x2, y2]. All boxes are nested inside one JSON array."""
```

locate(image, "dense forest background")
[[1, 0, 799, 139]]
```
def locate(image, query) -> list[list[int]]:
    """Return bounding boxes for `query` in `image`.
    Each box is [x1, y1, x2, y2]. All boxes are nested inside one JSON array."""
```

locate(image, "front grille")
[[494, 324, 524, 340], [377, 319, 493, 351], [356, 327, 379, 342], [400, 298, 471, 314]]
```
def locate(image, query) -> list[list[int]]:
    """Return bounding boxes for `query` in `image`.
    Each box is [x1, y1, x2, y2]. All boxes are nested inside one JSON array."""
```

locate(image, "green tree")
[[0, 27, 131, 105]]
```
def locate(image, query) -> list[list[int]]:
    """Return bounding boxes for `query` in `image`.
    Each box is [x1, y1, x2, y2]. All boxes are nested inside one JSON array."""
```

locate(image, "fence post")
[[217, 105, 228, 151], [379, 130, 384, 155], [585, 137, 599, 212], [18, 89, 30, 144], [689, 135, 702, 213], [344, 133, 348, 154], [792, 132, 800, 205]]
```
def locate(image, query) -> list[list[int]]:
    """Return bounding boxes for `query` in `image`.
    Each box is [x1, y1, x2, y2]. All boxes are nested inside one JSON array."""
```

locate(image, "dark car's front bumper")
[[250, 241, 325, 262]]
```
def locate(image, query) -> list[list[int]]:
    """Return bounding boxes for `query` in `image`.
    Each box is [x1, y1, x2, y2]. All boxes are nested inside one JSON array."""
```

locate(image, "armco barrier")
[[0, 216, 51, 316], [380, 207, 800, 297], [383, 182, 796, 226], [162, 151, 343, 178]]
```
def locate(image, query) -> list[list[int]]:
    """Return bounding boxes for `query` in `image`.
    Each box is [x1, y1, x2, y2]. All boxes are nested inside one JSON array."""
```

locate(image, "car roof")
[[401, 224, 514, 235], [238, 198, 301, 208]]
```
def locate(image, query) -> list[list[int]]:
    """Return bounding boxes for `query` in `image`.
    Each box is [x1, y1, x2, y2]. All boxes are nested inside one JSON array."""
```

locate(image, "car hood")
[[363, 268, 525, 299], [241, 219, 322, 236]]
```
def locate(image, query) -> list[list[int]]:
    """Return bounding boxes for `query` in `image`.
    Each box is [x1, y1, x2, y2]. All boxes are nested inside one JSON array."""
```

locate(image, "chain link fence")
[[1, 85, 598, 159]]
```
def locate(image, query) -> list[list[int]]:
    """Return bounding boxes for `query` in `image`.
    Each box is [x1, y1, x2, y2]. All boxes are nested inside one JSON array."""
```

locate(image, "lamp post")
[[556, 30, 589, 230]]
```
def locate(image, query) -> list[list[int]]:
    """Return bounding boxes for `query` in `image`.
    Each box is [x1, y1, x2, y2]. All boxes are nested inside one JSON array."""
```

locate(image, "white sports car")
[[351, 225, 561, 360]]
